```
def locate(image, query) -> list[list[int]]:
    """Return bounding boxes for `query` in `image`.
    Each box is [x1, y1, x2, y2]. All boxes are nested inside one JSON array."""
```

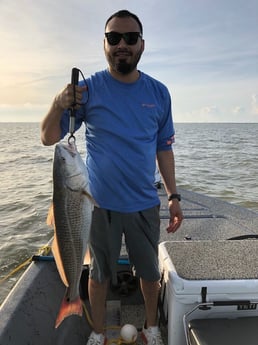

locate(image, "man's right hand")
[[55, 84, 88, 110]]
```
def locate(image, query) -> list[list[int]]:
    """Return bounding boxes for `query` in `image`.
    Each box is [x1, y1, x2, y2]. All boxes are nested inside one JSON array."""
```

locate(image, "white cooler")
[[159, 240, 258, 345]]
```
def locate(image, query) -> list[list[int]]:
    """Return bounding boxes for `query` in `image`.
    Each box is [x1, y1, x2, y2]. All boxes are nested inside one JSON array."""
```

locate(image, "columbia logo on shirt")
[[142, 103, 156, 108]]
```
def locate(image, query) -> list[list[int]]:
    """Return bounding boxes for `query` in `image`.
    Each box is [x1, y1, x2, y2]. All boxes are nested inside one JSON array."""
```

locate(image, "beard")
[[116, 59, 135, 74], [105, 48, 143, 75]]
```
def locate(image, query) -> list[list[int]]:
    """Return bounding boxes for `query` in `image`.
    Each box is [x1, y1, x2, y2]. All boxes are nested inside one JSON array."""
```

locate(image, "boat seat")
[[188, 316, 258, 345]]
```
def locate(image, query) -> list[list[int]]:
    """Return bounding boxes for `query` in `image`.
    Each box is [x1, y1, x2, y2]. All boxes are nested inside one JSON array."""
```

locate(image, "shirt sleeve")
[[156, 88, 175, 151]]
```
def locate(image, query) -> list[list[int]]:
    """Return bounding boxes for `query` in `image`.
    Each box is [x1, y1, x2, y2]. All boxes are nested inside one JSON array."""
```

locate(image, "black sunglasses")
[[105, 32, 142, 46]]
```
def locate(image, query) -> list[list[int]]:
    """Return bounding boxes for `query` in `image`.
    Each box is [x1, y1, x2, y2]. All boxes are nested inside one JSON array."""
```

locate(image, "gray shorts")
[[88, 206, 161, 284]]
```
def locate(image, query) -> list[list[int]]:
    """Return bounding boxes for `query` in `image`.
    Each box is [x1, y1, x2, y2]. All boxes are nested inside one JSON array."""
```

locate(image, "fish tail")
[[55, 293, 83, 328]]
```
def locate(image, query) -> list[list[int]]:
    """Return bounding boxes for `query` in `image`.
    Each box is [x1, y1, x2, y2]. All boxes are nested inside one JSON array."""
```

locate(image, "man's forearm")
[[156, 150, 178, 196], [41, 96, 64, 146]]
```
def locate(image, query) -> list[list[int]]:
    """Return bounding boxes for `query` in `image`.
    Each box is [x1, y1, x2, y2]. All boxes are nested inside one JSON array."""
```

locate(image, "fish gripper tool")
[[68, 67, 79, 143]]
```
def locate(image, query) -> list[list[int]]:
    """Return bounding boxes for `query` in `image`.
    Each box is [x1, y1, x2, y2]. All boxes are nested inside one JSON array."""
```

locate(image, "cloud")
[[0, 102, 48, 122], [233, 106, 245, 115], [174, 106, 221, 123], [251, 94, 258, 115], [0, 0, 257, 123]]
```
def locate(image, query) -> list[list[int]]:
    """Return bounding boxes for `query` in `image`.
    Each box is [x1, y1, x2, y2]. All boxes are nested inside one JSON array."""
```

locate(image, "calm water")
[[0, 122, 257, 303]]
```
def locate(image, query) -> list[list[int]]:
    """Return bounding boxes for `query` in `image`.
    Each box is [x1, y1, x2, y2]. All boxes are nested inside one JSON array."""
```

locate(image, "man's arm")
[[157, 150, 177, 196], [157, 150, 183, 233], [41, 84, 86, 146], [41, 95, 64, 146]]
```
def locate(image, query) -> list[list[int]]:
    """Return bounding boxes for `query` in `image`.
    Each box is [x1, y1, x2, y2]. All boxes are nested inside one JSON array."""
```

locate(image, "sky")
[[0, 0, 257, 123]]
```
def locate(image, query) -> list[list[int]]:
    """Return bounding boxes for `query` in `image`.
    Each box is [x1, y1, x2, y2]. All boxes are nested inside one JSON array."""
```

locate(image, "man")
[[41, 9, 183, 345]]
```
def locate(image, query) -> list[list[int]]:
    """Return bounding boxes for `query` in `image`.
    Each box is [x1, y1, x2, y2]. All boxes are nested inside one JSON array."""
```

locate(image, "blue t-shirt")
[[61, 70, 175, 212]]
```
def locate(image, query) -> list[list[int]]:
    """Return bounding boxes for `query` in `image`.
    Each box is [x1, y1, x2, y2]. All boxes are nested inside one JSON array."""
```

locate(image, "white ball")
[[120, 324, 138, 342]]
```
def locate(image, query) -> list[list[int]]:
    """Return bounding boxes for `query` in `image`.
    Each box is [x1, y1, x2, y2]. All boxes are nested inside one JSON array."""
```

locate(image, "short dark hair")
[[105, 10, 143, 34]]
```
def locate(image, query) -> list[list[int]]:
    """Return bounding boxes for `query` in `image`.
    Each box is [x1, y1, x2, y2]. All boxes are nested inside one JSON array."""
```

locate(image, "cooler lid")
[[162, 240, 258, 281]]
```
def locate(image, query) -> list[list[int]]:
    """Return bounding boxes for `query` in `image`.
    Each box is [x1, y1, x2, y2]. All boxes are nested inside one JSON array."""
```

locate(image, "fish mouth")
[[65, 142, 77, 155], [56, 142, 77, 158]]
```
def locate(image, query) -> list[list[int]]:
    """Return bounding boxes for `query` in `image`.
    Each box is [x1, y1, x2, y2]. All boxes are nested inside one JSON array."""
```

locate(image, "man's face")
[[104, 17, 144, 75]]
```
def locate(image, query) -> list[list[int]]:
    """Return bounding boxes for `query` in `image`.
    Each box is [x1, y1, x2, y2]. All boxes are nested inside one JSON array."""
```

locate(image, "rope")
[[0, 245, 51, 284], [106, 334, 138, 345], [104, 331, 137, 345], [82, 301, 94, 328], [82, 302, 137, 345]]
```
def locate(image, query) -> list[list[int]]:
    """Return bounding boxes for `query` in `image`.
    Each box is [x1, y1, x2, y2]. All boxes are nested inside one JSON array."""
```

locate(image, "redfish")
[[47, 142, 95, 328]]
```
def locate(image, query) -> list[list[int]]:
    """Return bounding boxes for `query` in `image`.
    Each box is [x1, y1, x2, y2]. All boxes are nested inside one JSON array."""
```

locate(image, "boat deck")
[[1, 186, 258, 345]]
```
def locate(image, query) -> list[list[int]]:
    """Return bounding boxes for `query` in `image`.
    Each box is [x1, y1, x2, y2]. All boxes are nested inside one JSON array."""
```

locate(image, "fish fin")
[[55, 292, 82, 328], [46, 202, 55, 227], [82, 190, 99, 207], [83, 246, 91, 265], [47, 203, 68, 286], [52, 234, 69, 287]]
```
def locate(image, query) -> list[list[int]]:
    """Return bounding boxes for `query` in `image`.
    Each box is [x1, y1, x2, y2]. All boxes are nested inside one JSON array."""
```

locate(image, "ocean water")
[[0, 122, 257, 304]]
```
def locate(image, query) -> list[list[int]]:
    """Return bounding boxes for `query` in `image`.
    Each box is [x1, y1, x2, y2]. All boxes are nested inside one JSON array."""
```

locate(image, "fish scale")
[[54, 189, 90, 300], [47, 141, 95, 328]]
